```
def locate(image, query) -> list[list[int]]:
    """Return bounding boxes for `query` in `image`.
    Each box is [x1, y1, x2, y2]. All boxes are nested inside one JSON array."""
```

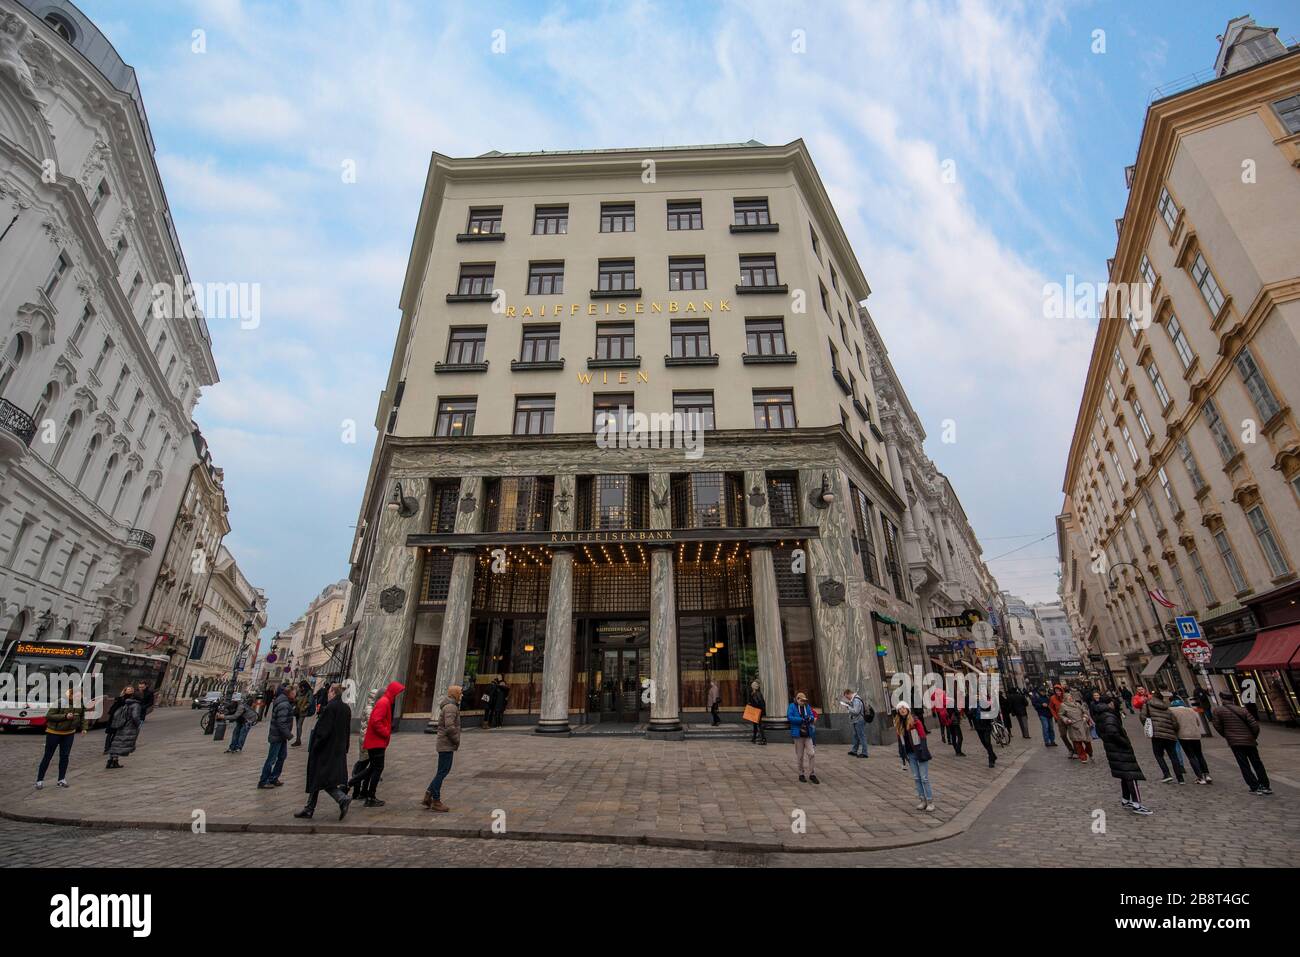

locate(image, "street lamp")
[[524, 643, 536, 715], [227, 603, 261, 700]]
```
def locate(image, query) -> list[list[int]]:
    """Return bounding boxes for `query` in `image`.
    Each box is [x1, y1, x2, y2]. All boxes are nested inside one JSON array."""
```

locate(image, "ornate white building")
[[0, 0, 218, 648], [173, 544, 266, 700]]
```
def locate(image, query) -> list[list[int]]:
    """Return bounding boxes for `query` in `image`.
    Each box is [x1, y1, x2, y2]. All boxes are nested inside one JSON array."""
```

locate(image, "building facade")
[[343, 140, 971, 740], [298, 579, 351, 676], [173, 545, 266, 700], [0, 0, 217, 649], [1058, 17, 1300, 717], [133, 429, 230, 703]]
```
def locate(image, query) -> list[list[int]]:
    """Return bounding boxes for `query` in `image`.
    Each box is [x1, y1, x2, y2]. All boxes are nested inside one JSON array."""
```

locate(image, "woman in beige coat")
[[1058, 692, 1094, 763]]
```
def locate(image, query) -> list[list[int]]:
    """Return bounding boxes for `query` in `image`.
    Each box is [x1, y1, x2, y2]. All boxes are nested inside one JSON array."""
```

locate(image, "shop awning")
[[958, 659, 984, 675], [1236, 624, 1300, 671], [902, 624, 921, 636], [1139, 654, 1169, 678], [1208, 638, 1254, 672], [872, 611, 899, 625]]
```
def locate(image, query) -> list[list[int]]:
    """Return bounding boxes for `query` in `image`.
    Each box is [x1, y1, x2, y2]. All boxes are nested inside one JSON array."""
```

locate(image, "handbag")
[[1143, 717, 1154, 738], [742, 705, 762, 724], [916, 737, 933, 762]]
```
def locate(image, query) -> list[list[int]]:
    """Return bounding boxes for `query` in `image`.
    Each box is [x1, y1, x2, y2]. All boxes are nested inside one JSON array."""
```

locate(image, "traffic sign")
[[1181, 637, 1211, 665], [1175, 616, 1202, 640]]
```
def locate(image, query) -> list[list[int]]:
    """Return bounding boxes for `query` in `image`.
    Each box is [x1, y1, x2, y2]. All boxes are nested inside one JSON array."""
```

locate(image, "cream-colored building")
[[298, 579, 351, 676], [1058, 17, 1300, 720], [344, 139, 1003, 741], [173, 546, 265, 700]]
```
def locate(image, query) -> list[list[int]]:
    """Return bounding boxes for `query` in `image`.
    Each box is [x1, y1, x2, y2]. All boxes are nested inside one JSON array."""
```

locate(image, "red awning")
[[1235, 624, 1300, 671]]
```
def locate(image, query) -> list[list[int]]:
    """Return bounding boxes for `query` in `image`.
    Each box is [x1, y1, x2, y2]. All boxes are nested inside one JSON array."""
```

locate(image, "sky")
[[74, 0, 1297, 633]]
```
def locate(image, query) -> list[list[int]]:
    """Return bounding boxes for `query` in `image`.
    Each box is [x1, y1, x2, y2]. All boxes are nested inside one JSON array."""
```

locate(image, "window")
[[1120, 424, 1139, 463], [829, 263, 839, 292], [69, 305, 93, 349], [1146, 362, 1171, 409], [1113, 347, 1127, 378], [44, 253, 70, 298], [809, 224, 820, 259], [597, 259, 635, 292], [1157, 187, 1179, 231], [829, 340, 842, 372], [513, 396, 555, 436], [753, 389, 796, 429], [745, 317, 787, 355], [1157, 466, 1180, 514], [520, 325, 559, 363], [666, 200, 702, 230], [1104, 380, 1117, 406], [1169, 557, 1193, 611], [527, 261, 564, 295], [849, 485, 881, 586], [110, 365, 130, 403], [669, 257, 706, 291], [1139, 255, 1156, 288], [1133, 399, 1153, 440], [1246, 506, 1289, 577], [1176, 437, 1207, 493], [733, 198, 770, 226], [1201, 398, 1237, 463], [533, 205, 568, 235], [1142, 487, 1165, 534], [1234, 347, 1281, 421], [127, 389, 143, 423], [113, 235, 128, 264], [446, 327, 486, 364], [593, 393, 634, 432], [1214, 529, 1248, 593], [882, 519, 905, 598], [1190, 253, 1225, 315], [595, 322, 635, 361], [466, 207, 503, 235], [1274, 93, 1300, 134], [673, 391, 715, 431], [670, 321, 710, 358], [90, 179, 110, 215], [1165, 312, 1196, 370], [0, 334, 25, 395], [600, 202, 635, 233], [456, 264, 494, 296], [1187, 547, 1216, 604], [1110, 449, 1126, 484], [739, 255, 779, 287], [435, 398, 476, 437]]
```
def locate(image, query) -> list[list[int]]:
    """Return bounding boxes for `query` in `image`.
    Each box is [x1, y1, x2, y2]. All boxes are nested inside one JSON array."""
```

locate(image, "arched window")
[[133, 483, 153, 527], [95, 452, 120, 503], [32, 380, 59, 431], [75, 432, 102, 488], [61, 623, 74, 641], [4, 611, 28, 644], [44, 13, 77, 44], [112, 470, 134, 516], [52, 409, 82, 467], [0, 334, 28, 396]]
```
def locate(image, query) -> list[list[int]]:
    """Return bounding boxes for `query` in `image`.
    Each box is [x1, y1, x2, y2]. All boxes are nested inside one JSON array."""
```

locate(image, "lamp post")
[[524, 643, 536, 715], [226, 603, 261, 701], [1107, 560, 1188, 694]]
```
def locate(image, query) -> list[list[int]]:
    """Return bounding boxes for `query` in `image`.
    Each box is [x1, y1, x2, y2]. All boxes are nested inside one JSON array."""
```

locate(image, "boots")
[[105, 757, 121, 769], [421, 791, 434, 809], [293, 806, 314, 819], [429, 799, 449, 812]]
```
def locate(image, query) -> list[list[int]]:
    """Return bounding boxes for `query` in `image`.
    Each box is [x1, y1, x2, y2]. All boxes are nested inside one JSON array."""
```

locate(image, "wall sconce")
[[523, 644, 535, 653], [809, 472, 835, 509], [386, 480, 419, 517]]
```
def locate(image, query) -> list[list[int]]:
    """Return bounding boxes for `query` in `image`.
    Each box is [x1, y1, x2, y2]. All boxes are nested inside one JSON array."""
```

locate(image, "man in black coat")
[[294, 684, 352, 820], [1007, 687, 1031, 738]]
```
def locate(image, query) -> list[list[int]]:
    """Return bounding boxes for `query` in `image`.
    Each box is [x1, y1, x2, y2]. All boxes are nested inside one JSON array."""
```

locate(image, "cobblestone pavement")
[[0, 707, 1036, 851], [0, 708, 1295, 866]]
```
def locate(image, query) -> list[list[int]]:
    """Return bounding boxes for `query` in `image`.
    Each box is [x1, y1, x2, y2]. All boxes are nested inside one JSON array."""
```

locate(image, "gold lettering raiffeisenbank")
[[501, 299, 728, 320], [550, 530, 674, 544]]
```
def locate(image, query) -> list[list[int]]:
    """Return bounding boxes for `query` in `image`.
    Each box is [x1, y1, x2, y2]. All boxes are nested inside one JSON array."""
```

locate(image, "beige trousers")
[[793, 736, 816, 776]]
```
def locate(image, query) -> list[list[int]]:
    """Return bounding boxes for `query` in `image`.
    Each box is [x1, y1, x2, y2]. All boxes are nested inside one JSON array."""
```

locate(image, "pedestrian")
[[970, 695, 998, 768], [894, 703, 934, 812], [35, 688, 87, 788], [314, 683, 329, 715], [1192, 684, 1215, 734], [837, 688, 871, 758], [136, 682, 155, 720], [491, 677, 509, 728], [936, 690, 965, 756], [1058, 690, 1094, 763], [292, 680, 312, 746], [1119, 684, 1135, 714], [423, 684, 462, 812], [1049, 684, 1072, 759], [257, 684, 295, 789], [1090, 692, 1152, 815], [707, 679, 721, 727], [223, 694, 258, 753], [1170, 696, 1212, 785], [294, 683, 352, 820], [1029, 686, 1057, 747], [1007, 686, 1031, 739], [359, 680, 404, 808], [102, 684, 131, 755], [998, 689, 1012, 734], [1211, 691, 1271, 795], [481, 678, 497, 728], [105, 685, 142, 770], [748, 680, 767, 745], [1131, 685, 1150, 713], [1140, 689, 1185, 784], [786, 691, 819, 784]]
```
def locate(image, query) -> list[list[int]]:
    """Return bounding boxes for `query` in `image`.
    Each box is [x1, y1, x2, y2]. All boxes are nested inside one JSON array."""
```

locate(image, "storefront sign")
[[975, 648, 999, 658], [933, 610, 981, 629]]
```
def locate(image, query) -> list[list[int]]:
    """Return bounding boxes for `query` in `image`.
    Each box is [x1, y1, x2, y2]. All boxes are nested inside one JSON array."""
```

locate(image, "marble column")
[[429, 550, 477, 716], [647, 544, 682, 736], [537, 546, 575, 734], [931, 507, 955, 582], [749, 545, 790, 731]]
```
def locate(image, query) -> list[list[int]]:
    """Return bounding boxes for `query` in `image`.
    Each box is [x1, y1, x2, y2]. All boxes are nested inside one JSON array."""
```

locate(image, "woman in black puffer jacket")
[[1089, 692, 1151, 815]]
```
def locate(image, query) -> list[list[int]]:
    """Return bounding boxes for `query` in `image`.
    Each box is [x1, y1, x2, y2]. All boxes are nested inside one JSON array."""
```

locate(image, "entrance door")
[[597, 646, 644, 722]]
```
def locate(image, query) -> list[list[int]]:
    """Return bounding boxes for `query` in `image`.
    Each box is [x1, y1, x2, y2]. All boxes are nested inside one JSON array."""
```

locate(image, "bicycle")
[[991, 720, 1012, 748]]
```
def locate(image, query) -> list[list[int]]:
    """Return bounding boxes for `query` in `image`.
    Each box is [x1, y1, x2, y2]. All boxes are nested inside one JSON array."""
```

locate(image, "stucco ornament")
[[379, 585, 406, 614], [0, 14, 41, 108], [458, 491, 477, 515], [817, 578, 846, 607], [747, 485, 767, 509]]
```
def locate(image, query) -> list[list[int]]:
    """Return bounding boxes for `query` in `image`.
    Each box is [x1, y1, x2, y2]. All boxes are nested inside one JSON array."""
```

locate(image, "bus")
[[0, 639, 168, 730]]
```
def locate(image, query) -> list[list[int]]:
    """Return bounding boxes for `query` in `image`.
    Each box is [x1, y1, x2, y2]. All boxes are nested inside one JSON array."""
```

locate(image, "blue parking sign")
[[1175, 616, 1201, 639]]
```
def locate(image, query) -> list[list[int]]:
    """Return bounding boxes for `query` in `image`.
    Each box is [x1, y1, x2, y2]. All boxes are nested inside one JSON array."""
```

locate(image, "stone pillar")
[[537, 546, 575, 734], [537, 472, 577, 734], [931, 507, 955, 582], [749, 545, 790, 731], [647, 544, 682, 736], [424, 475, 484, 729]]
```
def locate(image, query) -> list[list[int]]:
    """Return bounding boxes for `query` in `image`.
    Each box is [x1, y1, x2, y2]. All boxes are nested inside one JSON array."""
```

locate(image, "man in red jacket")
[[359, 681, 405, 808]]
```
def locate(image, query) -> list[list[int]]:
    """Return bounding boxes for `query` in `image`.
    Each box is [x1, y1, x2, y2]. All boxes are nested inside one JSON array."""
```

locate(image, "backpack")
[[858, 696, 875, 724]]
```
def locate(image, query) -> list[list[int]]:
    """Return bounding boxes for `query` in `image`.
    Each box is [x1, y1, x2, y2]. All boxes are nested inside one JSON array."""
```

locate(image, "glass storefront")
[[678, 614, 757, 712]]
